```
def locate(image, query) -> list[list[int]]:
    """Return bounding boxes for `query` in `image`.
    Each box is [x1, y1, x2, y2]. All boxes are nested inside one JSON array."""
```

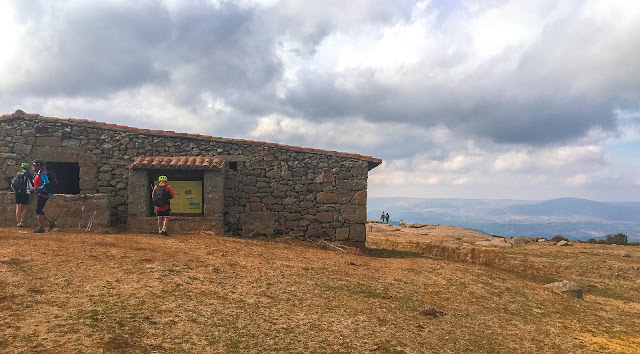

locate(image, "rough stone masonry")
[[0, 111, 381, 243]]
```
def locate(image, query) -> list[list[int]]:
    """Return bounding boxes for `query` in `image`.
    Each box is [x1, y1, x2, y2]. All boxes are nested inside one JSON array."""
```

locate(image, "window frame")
[[147, 170, 205, 217]]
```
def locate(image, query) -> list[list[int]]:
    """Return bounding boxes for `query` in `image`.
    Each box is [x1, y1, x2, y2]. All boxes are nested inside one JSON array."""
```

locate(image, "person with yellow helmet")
[[152, 175, 174, 236], [11, 162, 34, 227]]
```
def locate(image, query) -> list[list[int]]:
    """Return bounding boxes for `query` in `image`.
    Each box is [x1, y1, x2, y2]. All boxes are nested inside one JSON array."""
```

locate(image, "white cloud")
[[566, 174, 588, 186], [0, 3, 19, 54], [34, 86, 234, 134], [452, 177, 471, 185], [493, 151, 530, 171], [537, 145, 604, 168], [442, 155, 481, 171]]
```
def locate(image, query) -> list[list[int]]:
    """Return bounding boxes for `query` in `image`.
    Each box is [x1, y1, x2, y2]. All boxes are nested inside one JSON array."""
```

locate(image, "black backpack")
[[152, 184, 170, 207], [11, 171, 31, 193]]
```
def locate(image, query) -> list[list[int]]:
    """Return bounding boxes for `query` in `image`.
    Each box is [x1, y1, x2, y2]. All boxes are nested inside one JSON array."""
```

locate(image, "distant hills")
[[502, 198, 640, 221], [368, 197, 640, 241]]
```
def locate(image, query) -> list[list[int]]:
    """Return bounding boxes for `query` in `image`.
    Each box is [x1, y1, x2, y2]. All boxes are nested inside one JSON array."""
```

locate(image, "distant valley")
[[368, 197, 640, 241]]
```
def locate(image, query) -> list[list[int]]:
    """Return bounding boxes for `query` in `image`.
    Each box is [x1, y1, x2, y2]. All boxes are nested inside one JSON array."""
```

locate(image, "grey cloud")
[[4, 0, 284, 108], [282, 72, 619, 146], [6, 0, 172, 96], [163, 3, 281, 87]]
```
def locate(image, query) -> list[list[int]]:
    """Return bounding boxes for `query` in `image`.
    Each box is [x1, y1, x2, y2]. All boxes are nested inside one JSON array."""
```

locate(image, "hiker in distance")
[[381, 211, 385, 223], [385, 213, 390, 224], [11, 162, 33, 227], [30, 160, 56, 233], [152, 175, 174, 236]]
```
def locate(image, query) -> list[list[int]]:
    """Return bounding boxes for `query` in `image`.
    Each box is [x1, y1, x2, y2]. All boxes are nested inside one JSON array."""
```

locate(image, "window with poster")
[[148, 170, 204, 216]]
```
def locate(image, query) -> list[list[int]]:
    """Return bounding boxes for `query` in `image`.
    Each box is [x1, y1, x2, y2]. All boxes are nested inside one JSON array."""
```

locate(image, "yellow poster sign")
[[155, 181, 203, 214]]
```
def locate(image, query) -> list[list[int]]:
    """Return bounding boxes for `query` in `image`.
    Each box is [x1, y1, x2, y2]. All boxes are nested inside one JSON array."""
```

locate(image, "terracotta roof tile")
[[131, 156, 226, 170], [2, 111, 382, 167]]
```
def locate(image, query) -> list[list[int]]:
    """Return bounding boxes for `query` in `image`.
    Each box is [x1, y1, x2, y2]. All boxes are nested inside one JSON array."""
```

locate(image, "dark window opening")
[[46, 162, 80, 194], [228, 161, 238, 171], [147, 170, 205, 217]]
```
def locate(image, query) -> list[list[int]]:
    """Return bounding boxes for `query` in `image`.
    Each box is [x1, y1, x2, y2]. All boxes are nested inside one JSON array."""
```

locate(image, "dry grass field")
[[1, 223, 639, 352]]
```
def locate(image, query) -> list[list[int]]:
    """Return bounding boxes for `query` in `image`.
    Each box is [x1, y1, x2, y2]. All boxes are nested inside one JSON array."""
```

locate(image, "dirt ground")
[[1, 225, 640, 352]]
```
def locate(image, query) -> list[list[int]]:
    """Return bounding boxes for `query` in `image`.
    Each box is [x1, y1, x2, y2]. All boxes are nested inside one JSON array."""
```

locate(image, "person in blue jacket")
[[30, 160, 56, 233]]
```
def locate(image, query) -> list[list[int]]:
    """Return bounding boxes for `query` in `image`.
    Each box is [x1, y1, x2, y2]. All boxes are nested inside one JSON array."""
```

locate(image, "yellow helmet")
[[158, 175, 168, 182]]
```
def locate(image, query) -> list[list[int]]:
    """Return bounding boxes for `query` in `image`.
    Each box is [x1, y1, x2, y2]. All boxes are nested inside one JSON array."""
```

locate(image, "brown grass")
[[0, 225, 639, 352]]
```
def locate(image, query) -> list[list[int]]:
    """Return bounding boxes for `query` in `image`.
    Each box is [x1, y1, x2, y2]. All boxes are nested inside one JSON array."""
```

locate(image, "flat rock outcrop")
[[544, 280, 583, 299]]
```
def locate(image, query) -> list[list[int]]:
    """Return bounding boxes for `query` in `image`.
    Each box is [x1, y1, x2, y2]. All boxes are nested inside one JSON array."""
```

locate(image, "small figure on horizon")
[[385, 213, 390, 224], [381, 211, 385, 223], [400, 220, 405, 227]]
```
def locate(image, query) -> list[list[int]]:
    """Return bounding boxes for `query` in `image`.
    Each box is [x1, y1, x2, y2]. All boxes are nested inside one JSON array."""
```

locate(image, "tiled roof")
[[1, 111, 382, 167], [131, 156, 225, 170]]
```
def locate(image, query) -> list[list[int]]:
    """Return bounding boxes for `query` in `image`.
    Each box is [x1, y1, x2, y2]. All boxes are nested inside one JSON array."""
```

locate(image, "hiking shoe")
[[161, 230, 169, 236], [49, 221, 56, 231], [33, 227, 46, 233]]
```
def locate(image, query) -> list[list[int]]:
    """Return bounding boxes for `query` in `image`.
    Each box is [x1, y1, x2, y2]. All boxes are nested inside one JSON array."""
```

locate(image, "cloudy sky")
[[1, 0, 640, 201]]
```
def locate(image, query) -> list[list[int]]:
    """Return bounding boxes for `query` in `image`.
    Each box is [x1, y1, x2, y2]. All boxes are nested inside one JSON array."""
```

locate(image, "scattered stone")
[[510, 237, 531, 245], [420, 307, 445, 318], [454, 237, 462, 241], [538, 238, 547, 242], [408, 223, 429, 228], [544, 280, 583, 299], [621, 252, 632, 258], [474, 241, 491, 246], [557, 240, 570, 246], [489, 238, 513, 248]]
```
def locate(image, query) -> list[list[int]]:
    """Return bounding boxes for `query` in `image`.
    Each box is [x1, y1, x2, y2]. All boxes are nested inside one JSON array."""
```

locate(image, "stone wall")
[[0, 192, 110, 229], [0, 112, 376, 242]]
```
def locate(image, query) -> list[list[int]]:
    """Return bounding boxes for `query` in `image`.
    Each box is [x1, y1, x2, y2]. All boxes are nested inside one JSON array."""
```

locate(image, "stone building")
[[0, 110, 381, 243]]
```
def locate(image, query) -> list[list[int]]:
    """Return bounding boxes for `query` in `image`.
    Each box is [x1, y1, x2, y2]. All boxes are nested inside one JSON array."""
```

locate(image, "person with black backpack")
[[11, 162, 34, 227], [30, 160, 56, 233], [152, 175, 174, 236]]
